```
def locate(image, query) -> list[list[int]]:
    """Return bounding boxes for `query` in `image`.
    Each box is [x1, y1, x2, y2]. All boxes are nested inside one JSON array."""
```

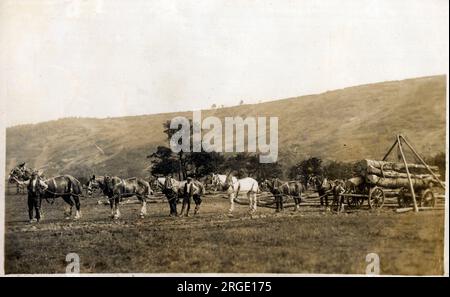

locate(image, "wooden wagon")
[[340, 162, 438, 210], [339, 135, 444, 212]]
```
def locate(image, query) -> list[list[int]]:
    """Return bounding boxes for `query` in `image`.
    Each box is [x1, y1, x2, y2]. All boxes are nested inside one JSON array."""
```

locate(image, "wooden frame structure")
[[382, 134, 445, 212]]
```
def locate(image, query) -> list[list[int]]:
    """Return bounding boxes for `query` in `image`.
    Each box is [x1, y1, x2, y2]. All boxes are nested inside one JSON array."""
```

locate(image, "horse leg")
[[252, 192, 258, 213], [138, 195, 147, 218], [325, 194, 330, 210], [247, 192, 253, 214], [62, 195, 74, 219], [296, 195, 301, 211], [228, 192, 235, 215], [72, 195, 82, 219], [339, 195, 345, 213], [247, 192, 257, 214], [109, 198, 115, 218], [114, 195, 121, 219]]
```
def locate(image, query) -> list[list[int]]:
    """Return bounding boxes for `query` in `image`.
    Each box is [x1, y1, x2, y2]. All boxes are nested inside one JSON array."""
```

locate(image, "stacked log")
[[366, 175, 435, 189], [354, 159, 439, 189]]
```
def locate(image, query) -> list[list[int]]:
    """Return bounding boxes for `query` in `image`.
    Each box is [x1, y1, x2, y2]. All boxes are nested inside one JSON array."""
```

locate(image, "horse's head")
[[269, 178, 284, 193], [8, 163, 31, 183], [223, 173, 235, 191], [260, 179, 269, 191], [211, 174, 219, 187], [311, 175, 327, 190], [103, 176, 115, 193]]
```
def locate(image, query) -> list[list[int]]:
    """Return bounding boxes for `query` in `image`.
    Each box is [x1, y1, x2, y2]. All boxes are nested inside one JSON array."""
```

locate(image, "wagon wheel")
[[348, 196, 364, 208], [346, 189, 364, 209], [420, 189, 435, 208], [368, 187, 385, 209], [397, 188, 412, 208]]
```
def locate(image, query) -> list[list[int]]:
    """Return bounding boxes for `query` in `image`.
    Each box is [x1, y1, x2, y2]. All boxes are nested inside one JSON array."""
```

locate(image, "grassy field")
[[4, 191, 445, 275]]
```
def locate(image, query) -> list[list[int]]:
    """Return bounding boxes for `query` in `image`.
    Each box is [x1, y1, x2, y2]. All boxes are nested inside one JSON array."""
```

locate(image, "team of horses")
[[8, 163, 352, 222]]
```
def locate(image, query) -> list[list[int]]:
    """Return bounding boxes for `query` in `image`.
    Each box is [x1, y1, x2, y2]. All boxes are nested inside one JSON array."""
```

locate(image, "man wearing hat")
[[179, 177, 194, 217], [27, 171, 48, 223]]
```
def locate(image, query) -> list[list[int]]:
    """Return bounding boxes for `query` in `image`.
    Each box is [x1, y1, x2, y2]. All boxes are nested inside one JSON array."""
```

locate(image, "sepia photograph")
[[0, 0, 448, 280]]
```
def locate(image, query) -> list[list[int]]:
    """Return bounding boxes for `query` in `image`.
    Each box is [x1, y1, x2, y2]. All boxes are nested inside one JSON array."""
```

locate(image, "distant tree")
[[219, 153, 282, 181], [211, 104, 217, 109], [289, 157, 323, 183], [239, 100, 244, 105], [186, 151, 225, 177], [147, 146, 179, 176], [425, 152, 446, 179], [323, 160, 354, 180], [162, 119, 194, 180]]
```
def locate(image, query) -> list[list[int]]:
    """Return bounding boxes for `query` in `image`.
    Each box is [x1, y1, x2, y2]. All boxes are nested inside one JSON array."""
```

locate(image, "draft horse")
[[89, 175, 152, 219], [263, 178, 305, 212], [8, 163, 82, 220], [222, 174, 259, 215]]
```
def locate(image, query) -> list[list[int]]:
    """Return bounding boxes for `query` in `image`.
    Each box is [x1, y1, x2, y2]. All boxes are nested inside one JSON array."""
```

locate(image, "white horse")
[[211, 173, 237, 192], [222, 174, 259, 215]]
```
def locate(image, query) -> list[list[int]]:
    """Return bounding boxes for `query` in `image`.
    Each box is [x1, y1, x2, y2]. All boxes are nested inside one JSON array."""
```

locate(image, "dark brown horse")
[[311, 176, 347, 212], [311, 175, 334, 208], [8, 164, 82, 220], [102, 176, 152, 219], [262, 178, 304, 212]]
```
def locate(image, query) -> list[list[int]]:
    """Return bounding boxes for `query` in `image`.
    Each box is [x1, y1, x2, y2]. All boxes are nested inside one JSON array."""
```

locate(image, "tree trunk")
[[355, 159, 439, 175], [366, 174, 434, 189]]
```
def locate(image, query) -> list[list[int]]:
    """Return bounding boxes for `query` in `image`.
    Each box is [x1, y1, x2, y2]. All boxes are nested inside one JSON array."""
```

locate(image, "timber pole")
[[400, 135, 445, 189], [397, 135, 419, 212], [382, 138, 399, 161]]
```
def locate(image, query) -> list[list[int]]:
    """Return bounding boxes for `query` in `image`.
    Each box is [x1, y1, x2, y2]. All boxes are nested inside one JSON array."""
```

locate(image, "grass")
[[4, 192, 445, 275]]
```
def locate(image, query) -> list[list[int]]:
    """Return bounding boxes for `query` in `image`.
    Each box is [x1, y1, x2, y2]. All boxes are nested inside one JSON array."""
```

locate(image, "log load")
[[363, 165, 440, 179], [366, 174, 435, 189], [354, 159, 439, 176], [353, 159, 440, 190]]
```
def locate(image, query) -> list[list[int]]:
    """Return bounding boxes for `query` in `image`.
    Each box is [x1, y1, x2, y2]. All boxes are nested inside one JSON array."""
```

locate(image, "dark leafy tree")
[[147, 146, 179, 176], [289, 157, 323, 183]]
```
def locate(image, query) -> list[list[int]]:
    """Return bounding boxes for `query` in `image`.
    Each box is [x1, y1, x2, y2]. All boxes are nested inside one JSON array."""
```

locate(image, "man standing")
[[27, 171, 48, 223], [179, 177, 193, 217], [163, 174, 178, 217]]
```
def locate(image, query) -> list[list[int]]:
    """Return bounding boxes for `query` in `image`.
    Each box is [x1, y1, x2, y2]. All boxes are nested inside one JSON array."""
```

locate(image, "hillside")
[[5, 75, 447, 178]]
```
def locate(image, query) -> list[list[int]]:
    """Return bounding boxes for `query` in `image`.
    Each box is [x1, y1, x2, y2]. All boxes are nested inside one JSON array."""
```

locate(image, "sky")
[[0, 0, 448, 127]]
